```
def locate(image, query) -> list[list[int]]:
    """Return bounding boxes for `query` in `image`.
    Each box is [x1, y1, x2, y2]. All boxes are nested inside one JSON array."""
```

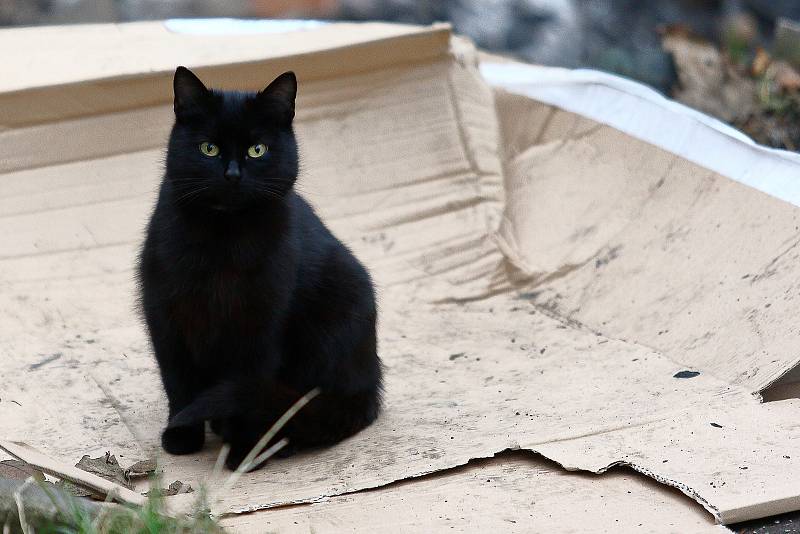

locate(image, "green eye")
[[247, 143, 268, 158], [199, 142, 220, 157]]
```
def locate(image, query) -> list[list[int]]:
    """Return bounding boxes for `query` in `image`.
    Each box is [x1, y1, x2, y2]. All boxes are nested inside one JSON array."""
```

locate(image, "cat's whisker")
[[174, 186, 209, 206], [253, 187, 286, 201]]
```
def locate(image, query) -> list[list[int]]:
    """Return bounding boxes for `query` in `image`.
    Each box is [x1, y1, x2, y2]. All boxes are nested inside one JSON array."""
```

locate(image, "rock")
[[773, 60, 800, 91], [774, 18, 800, 67]]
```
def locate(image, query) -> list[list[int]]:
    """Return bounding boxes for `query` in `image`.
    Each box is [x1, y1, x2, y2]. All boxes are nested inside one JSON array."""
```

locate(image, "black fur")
[[137, 67, 382, 470]]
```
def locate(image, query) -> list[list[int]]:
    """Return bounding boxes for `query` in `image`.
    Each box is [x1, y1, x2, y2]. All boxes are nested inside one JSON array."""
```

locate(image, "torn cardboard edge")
[[218, 450, 728, 533], [218, 448, 722, 523], [1, 440, 724, 532], [607, 459, 721, 521], [618, 458, 800, 526], [224, 461, 730, 533]]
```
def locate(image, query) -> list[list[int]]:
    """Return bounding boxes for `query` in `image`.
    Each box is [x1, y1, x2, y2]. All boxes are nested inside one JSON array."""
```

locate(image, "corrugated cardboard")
[[1, 20, 799, 529], [219, 453, 728, 533], [492, 89, 800, 393]]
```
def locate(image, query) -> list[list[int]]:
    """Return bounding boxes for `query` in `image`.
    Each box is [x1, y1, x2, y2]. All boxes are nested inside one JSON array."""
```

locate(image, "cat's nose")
[[224, 160, 241, 183]]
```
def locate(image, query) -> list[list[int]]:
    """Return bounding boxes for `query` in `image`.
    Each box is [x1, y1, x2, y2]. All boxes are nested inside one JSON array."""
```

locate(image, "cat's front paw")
[[209, 418, 223, 436], [162, 425, 204, 455]]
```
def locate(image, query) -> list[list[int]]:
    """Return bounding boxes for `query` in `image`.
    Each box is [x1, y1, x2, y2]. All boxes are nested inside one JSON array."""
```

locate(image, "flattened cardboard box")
[[0, 20, 799, 527]]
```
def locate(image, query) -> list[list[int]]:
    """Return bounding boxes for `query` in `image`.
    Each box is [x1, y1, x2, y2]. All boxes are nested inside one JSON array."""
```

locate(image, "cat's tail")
[[167, 381, 243, 428]]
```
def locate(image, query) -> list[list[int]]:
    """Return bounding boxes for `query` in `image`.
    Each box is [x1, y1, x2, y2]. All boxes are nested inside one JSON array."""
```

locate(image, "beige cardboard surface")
[[493, 90, 800, 393], [219, 453, 729, 533], [2, 21, 800, 527], [0, 21, 450, 127], [0, 21, 446, 94]]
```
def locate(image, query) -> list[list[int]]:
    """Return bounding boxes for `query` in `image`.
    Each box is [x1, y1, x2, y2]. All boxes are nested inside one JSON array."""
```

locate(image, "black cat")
[[137, 67, 382, 470]]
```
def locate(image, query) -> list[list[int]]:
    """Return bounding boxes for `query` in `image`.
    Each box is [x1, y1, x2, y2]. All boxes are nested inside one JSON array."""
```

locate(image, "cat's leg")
[[159, 356, 205, 454], [223, 379, 381, 469], [217, 336, 286, 470], [222, 386, 287, 470], [278, 294, 383, 455], [279, 387, 382, 454], [209, 419, 223, 436], [246, 273, 383, 462], [147, 315, 205, 455], [220, 414, 276, 471], [223, 427, 254, 471], [220, 383, 381, 468]]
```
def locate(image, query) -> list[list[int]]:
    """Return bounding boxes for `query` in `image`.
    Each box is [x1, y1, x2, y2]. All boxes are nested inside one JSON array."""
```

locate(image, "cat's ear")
[[173, 66, 210, 120], [256, 72, 297, 125]]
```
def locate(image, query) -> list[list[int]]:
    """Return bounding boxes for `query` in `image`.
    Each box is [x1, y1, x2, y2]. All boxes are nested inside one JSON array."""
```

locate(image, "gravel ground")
[[733, 511, 800, 533]]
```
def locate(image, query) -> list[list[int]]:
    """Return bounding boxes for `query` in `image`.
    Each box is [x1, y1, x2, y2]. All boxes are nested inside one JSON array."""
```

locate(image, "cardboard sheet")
[[480, 62, 800, 206], [492, 90, 800, 393], [2, 20, 800, 528], [219, 453, 728, 533]]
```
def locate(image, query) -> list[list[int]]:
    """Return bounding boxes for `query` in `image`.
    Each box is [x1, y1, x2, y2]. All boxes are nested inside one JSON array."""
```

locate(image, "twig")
[[211, 444, 231, 482], [222, 388, 320, 490], [251, 438, 289, 468]]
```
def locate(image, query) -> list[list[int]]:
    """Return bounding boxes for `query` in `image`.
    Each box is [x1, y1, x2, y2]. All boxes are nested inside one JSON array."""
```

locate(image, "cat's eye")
[[199, 142, 220, 157], [247, 144, 268, 158]]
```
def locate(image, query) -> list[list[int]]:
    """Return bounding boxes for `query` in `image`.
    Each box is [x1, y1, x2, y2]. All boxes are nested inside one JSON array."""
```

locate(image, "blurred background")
[[3, 0, 800, 150]]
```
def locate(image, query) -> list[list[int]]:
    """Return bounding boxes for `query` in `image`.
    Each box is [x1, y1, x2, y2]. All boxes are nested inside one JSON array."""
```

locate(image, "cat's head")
[[165, 66, 299, 212]]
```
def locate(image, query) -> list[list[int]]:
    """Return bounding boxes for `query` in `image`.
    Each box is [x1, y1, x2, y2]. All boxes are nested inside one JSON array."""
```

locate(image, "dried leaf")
[[752, 47, 772, 77], [124, 458, 157, 479], [0, 459, 45, 482], [662, 33, 756, 122], [145, 480, 194, 497], [74, 452, 133, 490]]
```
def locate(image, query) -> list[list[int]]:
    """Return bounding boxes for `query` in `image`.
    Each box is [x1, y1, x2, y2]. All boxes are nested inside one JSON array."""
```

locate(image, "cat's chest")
[[154, 227, 292, 336], [168, 262, 274, 337], [167, 267, 273, 363], [194, 260, 267, 295], [197, 267, 258, 304]]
